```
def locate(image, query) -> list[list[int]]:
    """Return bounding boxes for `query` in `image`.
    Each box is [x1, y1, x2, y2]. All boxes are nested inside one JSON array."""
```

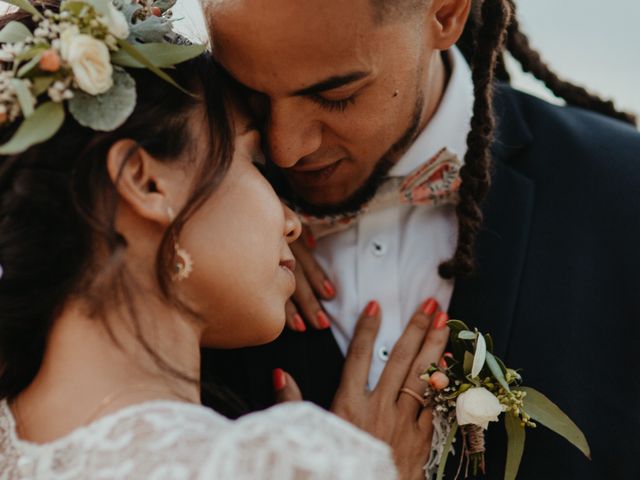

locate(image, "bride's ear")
[[106, 139, 174, 227]]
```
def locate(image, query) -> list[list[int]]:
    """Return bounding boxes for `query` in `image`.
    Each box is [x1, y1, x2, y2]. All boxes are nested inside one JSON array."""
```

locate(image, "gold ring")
[[399, 387, 428, 408]]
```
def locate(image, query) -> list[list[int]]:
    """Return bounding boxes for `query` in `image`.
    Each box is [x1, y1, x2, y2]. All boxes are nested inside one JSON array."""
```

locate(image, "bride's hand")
[[275, 300, 450, 480], [330, 301, 449, 480]]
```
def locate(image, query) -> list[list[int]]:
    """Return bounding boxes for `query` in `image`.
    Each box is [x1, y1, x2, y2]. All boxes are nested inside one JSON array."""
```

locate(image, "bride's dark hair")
[[0, 3, 243, 416]]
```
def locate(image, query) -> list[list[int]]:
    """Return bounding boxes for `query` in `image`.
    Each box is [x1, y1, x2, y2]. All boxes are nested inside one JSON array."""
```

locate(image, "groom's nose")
[[267, 99, 322, 169]]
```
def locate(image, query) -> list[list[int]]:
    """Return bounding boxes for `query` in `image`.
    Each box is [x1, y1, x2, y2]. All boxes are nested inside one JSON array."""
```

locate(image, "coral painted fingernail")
[[434, 312, 449, 329], [293, 314, 306, 332], [421, 298, 438, 316], [323, 279, 336, 297], [317, 311, 331, 329], [365, 300, 379, 316], [273, 368, 286, 391], [305, 232, 317, 249]]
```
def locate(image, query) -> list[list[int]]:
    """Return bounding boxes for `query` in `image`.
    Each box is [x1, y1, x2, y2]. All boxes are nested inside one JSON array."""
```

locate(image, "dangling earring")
[[167, 206, 194, 282]]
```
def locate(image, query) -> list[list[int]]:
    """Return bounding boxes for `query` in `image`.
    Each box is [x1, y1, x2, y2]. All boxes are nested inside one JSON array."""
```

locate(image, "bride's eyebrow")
[[290, 71, 371, 97]]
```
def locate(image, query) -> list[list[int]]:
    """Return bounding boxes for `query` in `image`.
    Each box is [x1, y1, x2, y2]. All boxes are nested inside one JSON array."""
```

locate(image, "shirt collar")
[[388, 47, 474, 177]]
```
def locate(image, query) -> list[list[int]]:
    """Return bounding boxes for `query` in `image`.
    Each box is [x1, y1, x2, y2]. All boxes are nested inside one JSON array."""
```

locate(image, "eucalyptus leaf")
[[17, 52, 43, 78], [152, 0, 177, 10], [111, 42, 205, 68], [68, 68, 136, 131], [129, 16, 172, 43], [0, 21, 33, 43], [120, 2, 142, 23], [471, 332, 487, 378], [463, 351, 474, 375], [10, 78, 34, 118], [504, 412, 525, 480], [518, 387, 591, 459], [16, 45, 47, 62], [484, 333, 494, 353], [486, 351, 511, 392], [0, 101, 65, 155], [447, 319, 470, 333], [116, 38, 192, 95], [457, 330, 477, 341], [436, 421, 458, 480], [83, 0, 111, 17], [60, 1, 91, 16], [32, 76, 55, 96], [4, 0, 43, 19]]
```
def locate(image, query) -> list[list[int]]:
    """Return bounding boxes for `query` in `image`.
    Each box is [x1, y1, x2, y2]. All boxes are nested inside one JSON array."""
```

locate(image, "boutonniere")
[[421, 320, 590, 480]]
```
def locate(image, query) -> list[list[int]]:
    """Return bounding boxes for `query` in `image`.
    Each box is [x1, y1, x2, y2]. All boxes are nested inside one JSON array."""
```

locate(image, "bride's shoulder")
[[0, 399, 231, 479], [200, 402, 397, 479], [0, 401, 397, 479]]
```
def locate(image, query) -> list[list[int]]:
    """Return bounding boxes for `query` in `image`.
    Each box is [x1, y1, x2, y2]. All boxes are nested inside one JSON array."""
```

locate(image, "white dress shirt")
[[315, 47, 474, 388]]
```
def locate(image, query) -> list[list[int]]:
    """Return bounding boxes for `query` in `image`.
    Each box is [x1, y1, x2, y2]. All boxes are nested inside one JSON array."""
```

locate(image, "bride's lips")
[[279, 258, 297, 291], [286, 159, 343, 186], [279, 259, 296, 273]]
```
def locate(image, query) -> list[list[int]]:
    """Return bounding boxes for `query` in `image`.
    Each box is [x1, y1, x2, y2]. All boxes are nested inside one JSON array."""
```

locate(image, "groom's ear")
[[106, 139, 176, 227], [427, 0, 472, 50]]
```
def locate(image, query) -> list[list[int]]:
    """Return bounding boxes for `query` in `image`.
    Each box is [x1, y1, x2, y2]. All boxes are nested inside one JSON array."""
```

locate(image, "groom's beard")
[[269, 93, 425, 218]]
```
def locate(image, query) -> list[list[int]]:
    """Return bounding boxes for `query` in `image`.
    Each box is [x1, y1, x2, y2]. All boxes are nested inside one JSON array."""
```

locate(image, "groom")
[[201, 0, 640, 478]]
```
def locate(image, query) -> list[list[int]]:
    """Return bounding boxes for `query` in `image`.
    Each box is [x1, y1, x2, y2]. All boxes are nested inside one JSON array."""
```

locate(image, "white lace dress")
[[0, 400, 397, 479]]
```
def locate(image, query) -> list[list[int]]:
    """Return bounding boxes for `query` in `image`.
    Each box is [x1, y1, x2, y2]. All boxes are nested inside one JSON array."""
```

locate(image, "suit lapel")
[[449, 85, 535, 358]]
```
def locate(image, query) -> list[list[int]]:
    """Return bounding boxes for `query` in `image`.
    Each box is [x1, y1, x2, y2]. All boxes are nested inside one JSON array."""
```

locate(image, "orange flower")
[[39, 49, 61, 72]]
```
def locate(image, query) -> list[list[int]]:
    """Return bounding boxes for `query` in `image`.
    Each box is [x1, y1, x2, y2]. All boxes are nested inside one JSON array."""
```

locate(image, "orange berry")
[[39, 49, 61, 72], [150, 6, 162, 16], [428, 371, 450, 390]]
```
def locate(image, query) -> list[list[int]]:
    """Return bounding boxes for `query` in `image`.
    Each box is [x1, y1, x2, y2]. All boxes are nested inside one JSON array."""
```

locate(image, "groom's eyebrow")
[[291, 71, 371, 96]]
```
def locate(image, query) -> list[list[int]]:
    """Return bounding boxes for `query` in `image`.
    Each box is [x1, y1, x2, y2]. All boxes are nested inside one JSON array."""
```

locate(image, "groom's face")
[[209, 0, 459, 211]]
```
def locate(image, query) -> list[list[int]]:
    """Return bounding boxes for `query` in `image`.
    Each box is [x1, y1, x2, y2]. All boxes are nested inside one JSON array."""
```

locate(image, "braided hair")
[[439, 0, 637, 278]]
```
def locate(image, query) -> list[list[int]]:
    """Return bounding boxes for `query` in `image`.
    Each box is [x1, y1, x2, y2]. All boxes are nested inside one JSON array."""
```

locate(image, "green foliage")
[[32, 76, 55, 96], [0, 21, 33, 43], [111, 42, 205, 68], [10, 79, 35, 118], [504, 412, 526, 480], [436, 422, 458, 480], [152, 0, 177, 10], [0, 102, 65, 155], [471, 332, 486, 379], [518, 387, 591, 459], [4, 0, 42, 19], [129, 15, 172, 43], [486, 351, 511, 392], [68, 67, 136, 131], [115, 38, 194, 95]]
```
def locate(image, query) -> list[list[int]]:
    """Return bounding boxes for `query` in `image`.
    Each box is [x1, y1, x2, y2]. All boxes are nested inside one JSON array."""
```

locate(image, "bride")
[[0, 1, 444, 478]]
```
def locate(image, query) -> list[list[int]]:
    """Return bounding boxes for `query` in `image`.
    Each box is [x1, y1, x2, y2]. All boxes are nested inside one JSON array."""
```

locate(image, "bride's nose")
[[283, 204, 302, 244]]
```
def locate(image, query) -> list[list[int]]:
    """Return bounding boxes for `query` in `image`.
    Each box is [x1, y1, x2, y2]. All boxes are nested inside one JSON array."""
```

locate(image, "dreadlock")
[[438, 0, 511, 278], [439, 0, 637, 279]]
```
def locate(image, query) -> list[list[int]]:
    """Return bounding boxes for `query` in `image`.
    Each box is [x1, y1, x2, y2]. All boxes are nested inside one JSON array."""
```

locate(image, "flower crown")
[[0, 0, 206, 155]]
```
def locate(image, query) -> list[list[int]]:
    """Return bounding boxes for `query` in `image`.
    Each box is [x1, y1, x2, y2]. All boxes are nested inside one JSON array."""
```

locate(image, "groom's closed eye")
[[291, 71, 372, 113]]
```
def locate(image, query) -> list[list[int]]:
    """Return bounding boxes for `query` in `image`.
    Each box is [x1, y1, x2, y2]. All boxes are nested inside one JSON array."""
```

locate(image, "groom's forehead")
[[207, 0, 376, 42], [208, 0, 380, 91]]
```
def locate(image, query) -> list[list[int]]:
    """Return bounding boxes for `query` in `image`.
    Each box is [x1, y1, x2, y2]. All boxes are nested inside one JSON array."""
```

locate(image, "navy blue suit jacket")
[[202, 84, 640, 479]]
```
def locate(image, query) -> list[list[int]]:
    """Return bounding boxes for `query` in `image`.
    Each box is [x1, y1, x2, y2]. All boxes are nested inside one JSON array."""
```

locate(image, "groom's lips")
[[286, 159, 343, 186]]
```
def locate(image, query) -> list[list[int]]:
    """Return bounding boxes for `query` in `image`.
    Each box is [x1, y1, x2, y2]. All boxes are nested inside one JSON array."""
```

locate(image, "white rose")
[[456, 387, 504, 430], [102, 2, 129, 39], [59, 26, 79, 61], [65, 34, 114, 95]]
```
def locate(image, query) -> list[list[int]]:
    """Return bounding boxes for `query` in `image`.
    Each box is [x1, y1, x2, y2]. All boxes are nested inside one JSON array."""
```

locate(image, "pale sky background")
[[171, 0, 640, 117], [0, 1, 637, 115]]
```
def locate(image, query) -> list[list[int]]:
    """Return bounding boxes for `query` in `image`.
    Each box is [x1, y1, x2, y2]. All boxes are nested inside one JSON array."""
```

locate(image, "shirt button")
[[377, 346, 390, 362], [371, 240, 387, 257]]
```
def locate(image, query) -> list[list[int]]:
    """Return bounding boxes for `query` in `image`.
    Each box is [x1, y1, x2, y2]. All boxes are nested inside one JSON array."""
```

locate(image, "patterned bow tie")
[[299, 148, 462, 239]]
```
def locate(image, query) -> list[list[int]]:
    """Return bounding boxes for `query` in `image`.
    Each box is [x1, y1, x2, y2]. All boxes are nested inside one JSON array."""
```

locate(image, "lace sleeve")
[[199, 402, 398, 480]]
